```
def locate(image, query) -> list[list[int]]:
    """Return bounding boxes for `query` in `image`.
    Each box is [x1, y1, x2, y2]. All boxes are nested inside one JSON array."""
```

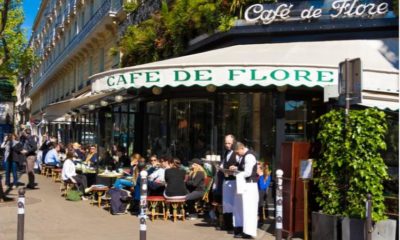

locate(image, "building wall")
[[29, 0, 122, 117]]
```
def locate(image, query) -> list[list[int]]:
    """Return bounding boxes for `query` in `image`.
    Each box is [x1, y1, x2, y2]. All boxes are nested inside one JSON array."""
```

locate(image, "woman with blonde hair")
[[185, 158, 206, 219], [130, 153, 141, 167]]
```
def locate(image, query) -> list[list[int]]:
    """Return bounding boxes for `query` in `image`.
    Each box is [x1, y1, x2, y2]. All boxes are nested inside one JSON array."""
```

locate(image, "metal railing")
[[31, 0, 123, 95]]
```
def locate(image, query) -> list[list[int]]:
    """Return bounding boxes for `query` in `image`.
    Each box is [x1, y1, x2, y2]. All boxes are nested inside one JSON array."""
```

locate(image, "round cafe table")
[[96, 172, 123, 187]]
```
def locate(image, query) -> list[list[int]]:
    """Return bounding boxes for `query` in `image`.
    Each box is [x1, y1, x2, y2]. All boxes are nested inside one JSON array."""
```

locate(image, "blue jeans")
[[5, 161, 18, 187], [113, 178, 133, 190]]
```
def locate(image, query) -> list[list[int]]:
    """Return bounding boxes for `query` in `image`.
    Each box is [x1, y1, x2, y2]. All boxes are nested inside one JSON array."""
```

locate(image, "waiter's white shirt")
[[240, 149, 257, 178]]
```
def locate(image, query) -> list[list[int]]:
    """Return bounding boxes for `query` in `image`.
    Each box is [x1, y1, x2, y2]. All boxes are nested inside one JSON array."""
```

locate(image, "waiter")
[[230, 142, 259, 239], [220, 134, 237, 233]]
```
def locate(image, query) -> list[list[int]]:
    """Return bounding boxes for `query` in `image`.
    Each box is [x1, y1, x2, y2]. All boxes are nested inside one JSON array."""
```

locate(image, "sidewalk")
[[0, 173, 283, 240]]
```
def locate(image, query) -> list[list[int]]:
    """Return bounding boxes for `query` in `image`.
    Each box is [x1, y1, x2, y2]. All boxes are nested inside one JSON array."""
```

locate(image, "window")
[[99, 48, 105, 72], [146, 101, 168, 157], [74, 20, 78, 35], [112, 50, 120, 68], [90, 0, 94, 16], [80, 11, 85, 29], [285, 100, 307, 141], [88, 56, 93, 76], [219, 92, 275, 162]]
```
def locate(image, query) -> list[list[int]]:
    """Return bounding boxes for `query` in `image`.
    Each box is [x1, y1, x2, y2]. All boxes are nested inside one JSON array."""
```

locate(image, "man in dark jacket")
[[22, 129, 38, 189]]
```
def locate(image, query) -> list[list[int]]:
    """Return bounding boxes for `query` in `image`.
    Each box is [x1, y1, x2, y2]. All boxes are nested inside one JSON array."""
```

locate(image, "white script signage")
[[245, 0, 390, 25]]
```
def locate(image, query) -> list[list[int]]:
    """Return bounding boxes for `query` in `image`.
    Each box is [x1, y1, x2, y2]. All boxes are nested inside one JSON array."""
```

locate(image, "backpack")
[[108, 188, 130, 215], [66, 189, 82, 201]]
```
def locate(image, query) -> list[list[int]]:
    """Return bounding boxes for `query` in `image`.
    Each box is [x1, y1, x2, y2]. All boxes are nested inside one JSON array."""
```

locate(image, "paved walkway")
[[0, 172, 280, 240]]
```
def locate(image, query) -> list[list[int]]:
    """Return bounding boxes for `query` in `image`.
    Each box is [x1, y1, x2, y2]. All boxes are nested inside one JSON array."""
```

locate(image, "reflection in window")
[[146, 101, 168, 157], [220, 93, 275, 163], [285, 100, 307, 141]]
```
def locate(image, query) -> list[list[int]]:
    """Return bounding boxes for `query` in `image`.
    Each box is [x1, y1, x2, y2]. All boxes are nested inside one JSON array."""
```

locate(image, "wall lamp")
[[88, 104, 96, 111], [100, 100, 108, 107], [115, 95, 124, 103]]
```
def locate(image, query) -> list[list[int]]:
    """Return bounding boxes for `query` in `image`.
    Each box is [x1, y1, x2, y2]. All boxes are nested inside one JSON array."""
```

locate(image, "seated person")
[[84, 145, 98, 166], [147, 155, 159, 175], [130, 153, 141, 168], [112, 157, 147, 214], [115, 147, 130, 169], [61, 151, 89, 200], [44, 143, 61, 167], [147, 156, 166, 195], [112, 157, 146, 191], [101, 151, 115, 170], [185, 158, 206, 219], [164, 158, 187, 199], [72, 142, 85, 160]]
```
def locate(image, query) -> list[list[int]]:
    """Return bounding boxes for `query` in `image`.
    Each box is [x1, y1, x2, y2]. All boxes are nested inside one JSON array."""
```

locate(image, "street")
[[0, 173, 278, 240]]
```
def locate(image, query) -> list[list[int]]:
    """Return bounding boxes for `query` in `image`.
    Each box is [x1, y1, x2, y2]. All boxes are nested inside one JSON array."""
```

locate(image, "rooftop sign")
[[245, 0, 391, 25]]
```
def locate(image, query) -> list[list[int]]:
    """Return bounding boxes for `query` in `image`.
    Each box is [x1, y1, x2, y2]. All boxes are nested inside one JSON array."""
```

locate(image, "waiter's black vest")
[[223, 150, 237, 180], [238, 150, 258, 182]]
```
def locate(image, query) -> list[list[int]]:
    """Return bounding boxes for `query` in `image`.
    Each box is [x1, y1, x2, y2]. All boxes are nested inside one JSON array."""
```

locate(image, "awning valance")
[[91, 38, 398, 110], [44, 92, 110, 121]]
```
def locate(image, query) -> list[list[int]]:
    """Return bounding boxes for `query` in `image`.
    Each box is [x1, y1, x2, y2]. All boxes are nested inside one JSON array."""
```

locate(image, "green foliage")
[[0, 0, 35, 98], [0, 0, 28, 76], [123, 0, 140, 13], [119, 0, 279, 66], [393, 0, 399, 16], [315, 108, 389, 221], [121, 0, 224, 66], [218, 15, 237, 32]]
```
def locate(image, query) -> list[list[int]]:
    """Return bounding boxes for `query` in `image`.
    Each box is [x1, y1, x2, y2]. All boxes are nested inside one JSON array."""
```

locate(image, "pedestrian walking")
[[22, 129, 38, 189]]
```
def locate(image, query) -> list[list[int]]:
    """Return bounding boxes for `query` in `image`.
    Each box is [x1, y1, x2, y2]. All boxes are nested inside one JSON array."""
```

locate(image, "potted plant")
[[313, 108, 396, 240]]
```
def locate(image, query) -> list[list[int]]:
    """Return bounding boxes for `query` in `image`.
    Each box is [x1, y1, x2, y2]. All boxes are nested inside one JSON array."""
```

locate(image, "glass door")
[[170, 99, 214, 165]]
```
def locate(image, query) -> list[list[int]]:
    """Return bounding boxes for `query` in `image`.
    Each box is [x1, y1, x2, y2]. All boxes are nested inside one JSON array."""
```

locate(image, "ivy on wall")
[[315, 108, 389, 221], [119, 0, 273, 67]]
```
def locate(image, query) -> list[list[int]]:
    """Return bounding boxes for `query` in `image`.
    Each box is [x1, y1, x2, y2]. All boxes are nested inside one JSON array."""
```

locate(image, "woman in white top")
[[62, 151, 88, 199]]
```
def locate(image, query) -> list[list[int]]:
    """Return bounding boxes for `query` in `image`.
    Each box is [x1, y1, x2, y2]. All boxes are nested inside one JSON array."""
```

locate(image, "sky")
[[22, 0, 41, 40]]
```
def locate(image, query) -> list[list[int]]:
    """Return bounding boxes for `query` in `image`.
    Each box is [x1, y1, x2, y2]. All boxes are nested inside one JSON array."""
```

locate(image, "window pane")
[[146, 101, 168, 157], [285, 100, 307, 141]]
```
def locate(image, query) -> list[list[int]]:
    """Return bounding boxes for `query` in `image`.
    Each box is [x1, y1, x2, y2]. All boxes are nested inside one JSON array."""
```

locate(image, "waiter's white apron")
[[242, 182, 259, 237]]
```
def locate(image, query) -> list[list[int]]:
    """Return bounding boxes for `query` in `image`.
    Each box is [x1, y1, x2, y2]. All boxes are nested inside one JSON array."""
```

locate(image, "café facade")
[[45, 0, 398, 170]]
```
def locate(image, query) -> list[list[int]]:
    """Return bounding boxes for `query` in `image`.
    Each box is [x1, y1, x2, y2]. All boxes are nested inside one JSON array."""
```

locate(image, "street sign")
[[338, 58, 362, 105]]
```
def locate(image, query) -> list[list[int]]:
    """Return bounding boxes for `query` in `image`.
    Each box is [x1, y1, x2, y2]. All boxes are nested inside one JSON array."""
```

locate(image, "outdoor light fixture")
[[115, 95, 124, 103], [88, 104, 96, 111], [100, 100, 108, 107], [277, 85, 288, 92], [206, 84, 217, 93], [64, 113, 71, 121], [152, 86, 162, 95]]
